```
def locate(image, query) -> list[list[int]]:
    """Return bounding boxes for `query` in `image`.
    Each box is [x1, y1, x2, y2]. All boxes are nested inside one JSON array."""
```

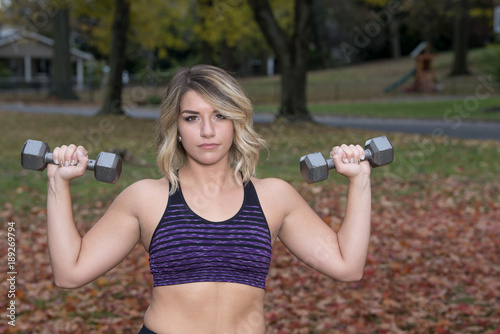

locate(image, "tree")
[[50, 6, 78, 100], [73, 0, 195, 112], [248, 0, 313, 122], [98, 0, 130, 115], [356, 0, 407, 60], [450, 0, 471, 76], [193, 0, 267, 73]]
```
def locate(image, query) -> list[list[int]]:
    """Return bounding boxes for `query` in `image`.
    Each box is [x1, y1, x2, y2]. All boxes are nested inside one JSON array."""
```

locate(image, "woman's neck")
[[178, 161, 240, 190]]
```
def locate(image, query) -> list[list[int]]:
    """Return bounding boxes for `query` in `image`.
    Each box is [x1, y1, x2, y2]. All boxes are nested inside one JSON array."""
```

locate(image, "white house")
[[0, 26, 94, 90]]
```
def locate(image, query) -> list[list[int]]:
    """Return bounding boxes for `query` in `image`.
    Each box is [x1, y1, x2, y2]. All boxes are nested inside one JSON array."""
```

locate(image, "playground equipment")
[[384, 42, 437, 93]]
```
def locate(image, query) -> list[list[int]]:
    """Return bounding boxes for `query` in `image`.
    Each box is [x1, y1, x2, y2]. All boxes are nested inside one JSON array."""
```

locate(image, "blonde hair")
[[156, 65, 266, 194]]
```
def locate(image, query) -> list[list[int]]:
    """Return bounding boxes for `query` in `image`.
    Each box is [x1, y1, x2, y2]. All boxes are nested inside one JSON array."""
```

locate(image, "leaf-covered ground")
[[265, 176, 500, 334], [1, 174, 499, 333]]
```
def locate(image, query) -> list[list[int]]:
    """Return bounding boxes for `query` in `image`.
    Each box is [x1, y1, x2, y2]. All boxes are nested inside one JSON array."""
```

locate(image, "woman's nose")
[[200, 119, 215, 137]]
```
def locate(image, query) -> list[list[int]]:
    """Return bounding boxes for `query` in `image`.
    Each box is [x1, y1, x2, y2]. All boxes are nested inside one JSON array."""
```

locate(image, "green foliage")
[[478, 44, 500, 82], [0, 61, 12, 77], [146, 94, 163, 105], [0, 0, 54, 35], [71, 0, 115, 55], [193, 0, 294, 48], [358, 0, 393, 7], [71, 0, 194, 57], [69, 0, 293, 68], [195, 0, 256, 48], [128, 0, 194, 57]]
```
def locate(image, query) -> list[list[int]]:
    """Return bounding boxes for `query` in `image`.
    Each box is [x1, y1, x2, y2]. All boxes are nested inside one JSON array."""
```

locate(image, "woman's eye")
[[215, 114, 227, 120], [184, 116, 198, 122]]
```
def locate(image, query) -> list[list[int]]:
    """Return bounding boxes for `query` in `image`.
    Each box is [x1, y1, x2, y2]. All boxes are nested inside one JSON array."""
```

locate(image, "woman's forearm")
[[337, 174, 372, 278], [46, 178, 83, 286]]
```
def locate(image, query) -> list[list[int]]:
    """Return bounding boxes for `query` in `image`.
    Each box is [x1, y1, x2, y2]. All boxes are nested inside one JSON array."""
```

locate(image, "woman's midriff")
[[143, 282, 266, 334]]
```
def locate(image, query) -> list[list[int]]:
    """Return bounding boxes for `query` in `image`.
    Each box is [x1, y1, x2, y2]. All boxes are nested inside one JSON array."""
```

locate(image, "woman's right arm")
[[47, 144, 141, 288]]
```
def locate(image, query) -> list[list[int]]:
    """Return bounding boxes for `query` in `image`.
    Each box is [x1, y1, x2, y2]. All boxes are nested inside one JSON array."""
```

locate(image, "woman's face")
[[177, 90, 234, 167]]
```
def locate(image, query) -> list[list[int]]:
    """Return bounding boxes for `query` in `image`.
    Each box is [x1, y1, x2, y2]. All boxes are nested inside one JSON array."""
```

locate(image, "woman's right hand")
[[47, 144, 89, 183]]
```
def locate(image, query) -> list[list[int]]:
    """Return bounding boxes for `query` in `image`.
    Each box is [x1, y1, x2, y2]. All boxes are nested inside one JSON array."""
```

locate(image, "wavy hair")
[[156, 65, 266, 194]]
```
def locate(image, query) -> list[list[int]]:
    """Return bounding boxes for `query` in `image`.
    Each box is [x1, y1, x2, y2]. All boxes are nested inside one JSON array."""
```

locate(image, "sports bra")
[[148, 180, 272, 289]]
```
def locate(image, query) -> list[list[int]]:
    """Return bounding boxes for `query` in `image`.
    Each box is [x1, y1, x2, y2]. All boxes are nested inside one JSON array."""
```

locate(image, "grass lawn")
[[2, 110, 499, 207], [254, 96, 500, 120], [244, 47, 500, 120]]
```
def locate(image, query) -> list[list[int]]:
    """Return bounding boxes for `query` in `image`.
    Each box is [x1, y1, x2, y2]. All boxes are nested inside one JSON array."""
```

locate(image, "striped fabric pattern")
[[149, 181, 272, 289]]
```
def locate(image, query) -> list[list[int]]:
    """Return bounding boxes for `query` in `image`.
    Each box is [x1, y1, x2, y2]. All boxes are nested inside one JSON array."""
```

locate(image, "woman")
[[46, 65, 371, 333]]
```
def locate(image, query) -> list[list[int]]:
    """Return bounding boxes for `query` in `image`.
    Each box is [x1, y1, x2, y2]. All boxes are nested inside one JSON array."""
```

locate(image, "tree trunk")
[[220, 40, 236, 72], [248, 0, 313, 122], [50, 7, 78, 100], [450, 0, 470, 76], [198, 0, 215, 65], [389, 19, 401, 59], [99, 0, 130, 115], [201, 40, 215, 65]]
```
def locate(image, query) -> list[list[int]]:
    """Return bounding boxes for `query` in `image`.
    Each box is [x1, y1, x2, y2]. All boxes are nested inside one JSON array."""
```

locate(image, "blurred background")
[[0, 0, 499, 114]]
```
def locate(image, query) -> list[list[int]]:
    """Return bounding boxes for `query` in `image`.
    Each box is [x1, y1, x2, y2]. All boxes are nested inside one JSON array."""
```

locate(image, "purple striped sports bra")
[[148, 180, 272, 289]]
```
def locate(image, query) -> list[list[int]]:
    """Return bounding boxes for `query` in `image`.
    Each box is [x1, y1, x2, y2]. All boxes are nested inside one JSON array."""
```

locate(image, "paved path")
[[310, 114, 500, 141], [2, 102, 499, 141]]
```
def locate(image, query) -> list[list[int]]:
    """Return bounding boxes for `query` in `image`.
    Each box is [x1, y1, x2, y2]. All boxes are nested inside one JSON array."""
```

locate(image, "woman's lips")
[[198, 143, 219, 150]]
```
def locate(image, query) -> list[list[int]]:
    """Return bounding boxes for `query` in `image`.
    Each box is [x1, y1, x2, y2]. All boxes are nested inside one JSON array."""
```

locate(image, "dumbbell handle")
[[325, 148, 373, 170], [44, 152, 97, 171]]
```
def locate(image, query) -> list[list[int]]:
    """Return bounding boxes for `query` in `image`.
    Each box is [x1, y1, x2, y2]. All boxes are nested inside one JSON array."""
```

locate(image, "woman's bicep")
[[60, 190, 141, 288], [277, 188, 354, 282]]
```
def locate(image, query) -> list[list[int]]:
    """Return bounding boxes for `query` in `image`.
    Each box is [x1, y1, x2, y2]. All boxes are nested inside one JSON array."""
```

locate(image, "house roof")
[[0, 27, 94, 61]]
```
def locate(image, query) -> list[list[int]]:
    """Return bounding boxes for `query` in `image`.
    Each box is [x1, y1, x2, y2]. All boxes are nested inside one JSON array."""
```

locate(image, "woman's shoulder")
[[121, 177, 168, 194], [107, 178, 169, 223], [115, 178, 169, 206], [251, 176, 289, 188], [250, 177, 298, 198], [128, 177, 169, 191], [250, 177, 305, 231]]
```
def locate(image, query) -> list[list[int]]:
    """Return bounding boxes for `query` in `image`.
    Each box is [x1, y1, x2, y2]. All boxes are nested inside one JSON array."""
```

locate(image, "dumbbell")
[[300, 136, 394, 184], [21, 139, 122, 184]]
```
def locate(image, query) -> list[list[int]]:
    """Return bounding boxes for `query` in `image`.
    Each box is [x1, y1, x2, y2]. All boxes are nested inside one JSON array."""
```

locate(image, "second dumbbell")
[[21, 139, 122, 183], [300, 136, 394, 184]]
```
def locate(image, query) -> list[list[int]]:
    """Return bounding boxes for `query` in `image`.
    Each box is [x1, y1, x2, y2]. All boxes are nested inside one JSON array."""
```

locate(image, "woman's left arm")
[[277, 144, 371, 282]]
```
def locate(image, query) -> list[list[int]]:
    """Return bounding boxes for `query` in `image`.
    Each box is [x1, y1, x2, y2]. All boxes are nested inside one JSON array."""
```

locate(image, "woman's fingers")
[[47, 144, 89, 182], [53, 144, 86, 167]]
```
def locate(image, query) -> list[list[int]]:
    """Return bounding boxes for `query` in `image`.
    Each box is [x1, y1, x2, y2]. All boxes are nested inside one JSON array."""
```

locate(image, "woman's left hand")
[[330, 144, 371, 180]]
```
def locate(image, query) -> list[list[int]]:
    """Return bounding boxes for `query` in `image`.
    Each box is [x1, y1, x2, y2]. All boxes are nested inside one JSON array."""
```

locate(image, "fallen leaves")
[[263, 174, 500, 333]]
